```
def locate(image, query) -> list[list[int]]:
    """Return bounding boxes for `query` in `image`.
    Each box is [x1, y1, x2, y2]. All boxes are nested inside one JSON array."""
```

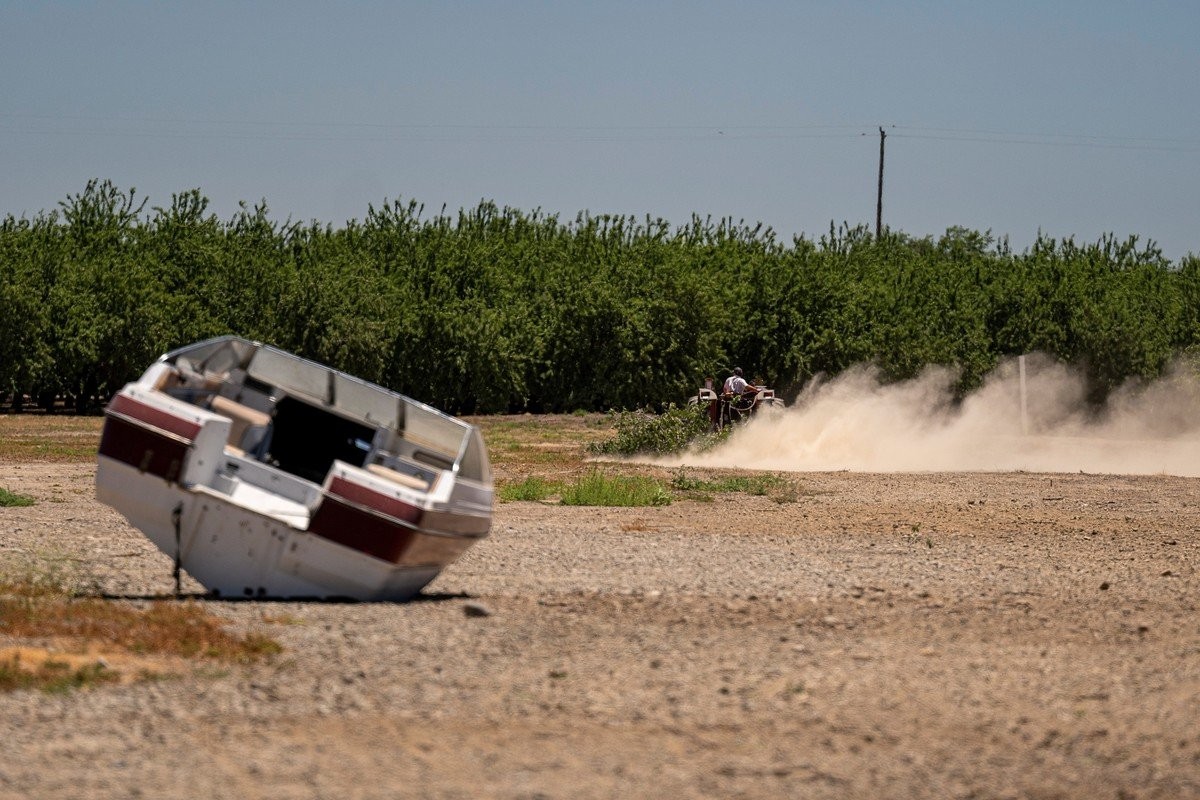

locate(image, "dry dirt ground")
[[1, 415, 1198, 799]]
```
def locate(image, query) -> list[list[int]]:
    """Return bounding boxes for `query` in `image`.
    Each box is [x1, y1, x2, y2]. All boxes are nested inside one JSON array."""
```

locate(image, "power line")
[[2, 112, 1196, 152], [0, 124, 866, 145], [0, 112, 868, 136], [893, 124, 1200, 146], [890, 126, 1200, 153], [0, 112, 866, 130], [0, 115, 870, 145]]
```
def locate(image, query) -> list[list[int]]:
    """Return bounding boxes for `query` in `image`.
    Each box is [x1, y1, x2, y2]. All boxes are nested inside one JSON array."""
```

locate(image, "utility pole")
[[876, 126, 886, 239]]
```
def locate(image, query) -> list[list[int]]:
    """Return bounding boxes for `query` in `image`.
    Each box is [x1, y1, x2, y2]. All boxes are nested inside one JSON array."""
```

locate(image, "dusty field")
[[1, 414, 1198, 799]]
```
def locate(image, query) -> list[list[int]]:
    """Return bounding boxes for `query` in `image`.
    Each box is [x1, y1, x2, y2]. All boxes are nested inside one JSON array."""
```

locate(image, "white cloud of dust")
[[668, 355, 1200, 476]]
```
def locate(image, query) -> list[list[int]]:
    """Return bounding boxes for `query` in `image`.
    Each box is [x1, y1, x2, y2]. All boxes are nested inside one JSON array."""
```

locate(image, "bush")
[[588, 404, 723, 456]]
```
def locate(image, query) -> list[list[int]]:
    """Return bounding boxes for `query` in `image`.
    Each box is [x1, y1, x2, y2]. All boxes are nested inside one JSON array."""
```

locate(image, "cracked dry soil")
[[1, 457, 1198, 799]]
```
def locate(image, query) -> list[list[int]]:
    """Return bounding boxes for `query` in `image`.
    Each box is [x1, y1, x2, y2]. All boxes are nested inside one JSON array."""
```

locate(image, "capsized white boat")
[[95, 336, 493, 600]]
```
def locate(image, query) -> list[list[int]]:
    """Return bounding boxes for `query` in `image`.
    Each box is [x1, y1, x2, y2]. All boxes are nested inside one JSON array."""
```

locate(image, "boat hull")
[[98, 456, 444, 600], [94, 336, 493, 601]]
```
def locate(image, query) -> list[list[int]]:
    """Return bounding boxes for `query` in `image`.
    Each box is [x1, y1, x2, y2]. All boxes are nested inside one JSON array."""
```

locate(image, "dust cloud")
[[671, 355, 1200, 476]]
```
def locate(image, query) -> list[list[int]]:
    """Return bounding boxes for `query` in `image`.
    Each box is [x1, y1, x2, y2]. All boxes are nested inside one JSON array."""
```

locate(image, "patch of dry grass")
[[0, 415, 102, 463], [0, 648, 119, 694], [470, 414, 614, 484], [0, 579, 280, 692], [473, 414, 812, 505]]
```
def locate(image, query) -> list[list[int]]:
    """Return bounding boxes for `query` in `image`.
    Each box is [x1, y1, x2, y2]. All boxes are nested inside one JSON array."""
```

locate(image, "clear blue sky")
[[3, 1, 1198, 259]]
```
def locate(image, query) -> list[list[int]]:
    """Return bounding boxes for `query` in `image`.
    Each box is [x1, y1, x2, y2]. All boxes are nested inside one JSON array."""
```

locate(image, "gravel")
[[1, 462, 1199, 799]]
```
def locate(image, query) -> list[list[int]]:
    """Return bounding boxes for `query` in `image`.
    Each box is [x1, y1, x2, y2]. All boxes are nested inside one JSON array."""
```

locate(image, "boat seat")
[[366, 462, 430, 492], [152, 365, 179, 391], [155, 361, 223, 405], [211, 395, 272, 451]]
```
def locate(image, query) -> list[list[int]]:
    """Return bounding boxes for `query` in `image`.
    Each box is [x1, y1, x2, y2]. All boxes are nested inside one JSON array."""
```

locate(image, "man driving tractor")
[[692, 368, 781, 431], [722, 367, 752, 397], [708, 367, 760, 428]]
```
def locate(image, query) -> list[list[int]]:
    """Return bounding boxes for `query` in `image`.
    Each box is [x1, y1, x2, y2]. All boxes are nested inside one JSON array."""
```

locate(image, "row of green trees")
[[2, 180, 1197, 413]]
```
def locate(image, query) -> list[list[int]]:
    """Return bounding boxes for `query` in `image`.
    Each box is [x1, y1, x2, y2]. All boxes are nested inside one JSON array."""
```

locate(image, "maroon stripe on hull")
[[312, 478, 480, 566], [108, 394, 202, 440], [99, 415, 190, 483], [400, 531, 477, 567], [308, 496, 417, 563], [326, 476, 422, 525], [421, 509, 491, 536]]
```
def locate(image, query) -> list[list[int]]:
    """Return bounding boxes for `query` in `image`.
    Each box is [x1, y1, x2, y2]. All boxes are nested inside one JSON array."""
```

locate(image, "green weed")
[[671, 469, 800, 503], [499, 476, 560, 503], [670, 470, 789, 495], [0, 488, 34, 507], [560, 471, 671, 507]]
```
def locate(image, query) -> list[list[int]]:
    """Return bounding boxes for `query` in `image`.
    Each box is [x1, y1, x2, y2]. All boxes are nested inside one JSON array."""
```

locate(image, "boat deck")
[[196, 477, 312, 528]]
